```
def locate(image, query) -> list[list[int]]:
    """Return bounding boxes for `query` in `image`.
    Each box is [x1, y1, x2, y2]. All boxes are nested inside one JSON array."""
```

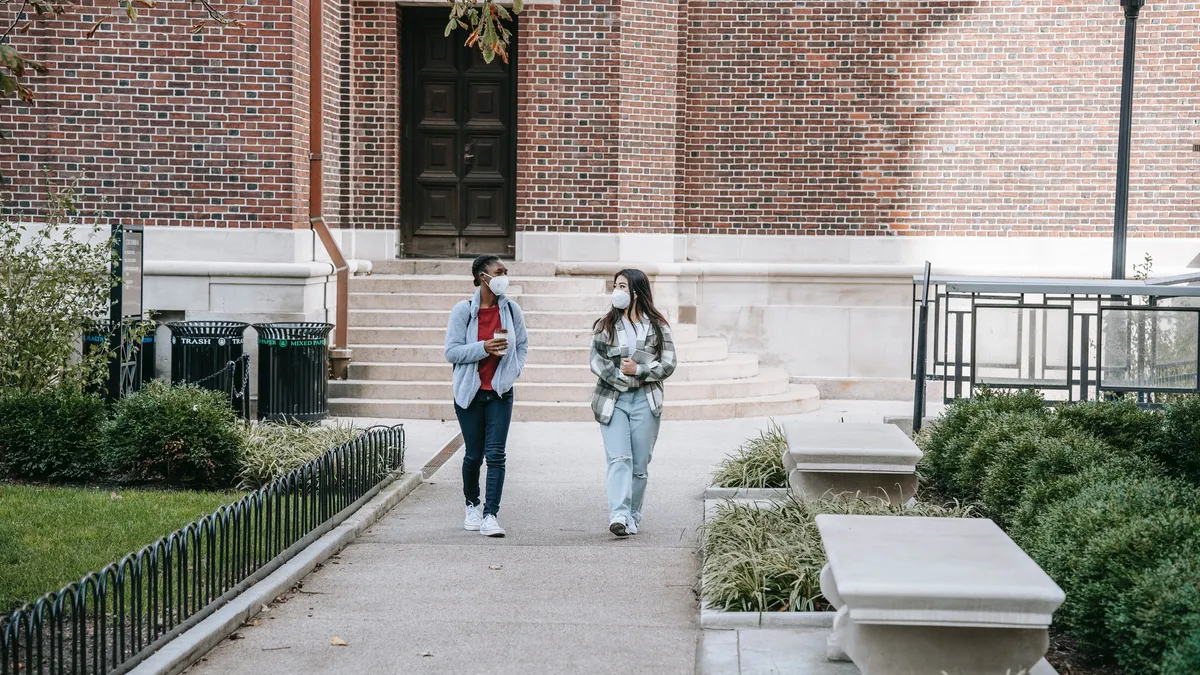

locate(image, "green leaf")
[[513, 0, 523, 13], [0, 72, 17, 97], [444, 17, 456, 36], [126, 2, 137, 21]]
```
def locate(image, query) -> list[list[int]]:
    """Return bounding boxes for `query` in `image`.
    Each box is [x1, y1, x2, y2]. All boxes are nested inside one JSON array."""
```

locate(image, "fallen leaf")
[[229, 633, 244, 641], [419, 651, 434, 657], [110, 492, 123, 500], [260, 604, 271, 613], [243, 619, 261, 627], [488, 565, 503, 571], [330, 637, 349, 647]]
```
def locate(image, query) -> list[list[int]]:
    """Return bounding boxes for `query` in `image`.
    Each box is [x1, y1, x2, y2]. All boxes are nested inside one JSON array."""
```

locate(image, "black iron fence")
[[911, 271, 1200, 410], [1, 425, 406, 675]]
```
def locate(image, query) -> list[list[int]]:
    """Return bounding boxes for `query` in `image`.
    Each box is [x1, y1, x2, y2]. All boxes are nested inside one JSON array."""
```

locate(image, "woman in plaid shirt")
[[589, 268, 677, 537]]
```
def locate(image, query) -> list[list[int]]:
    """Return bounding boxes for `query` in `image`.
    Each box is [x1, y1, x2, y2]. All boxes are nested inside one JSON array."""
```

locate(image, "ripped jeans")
[[600, 389, 661, 525]]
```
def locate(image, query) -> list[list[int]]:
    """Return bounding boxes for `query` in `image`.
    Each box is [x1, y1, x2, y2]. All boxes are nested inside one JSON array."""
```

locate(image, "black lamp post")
[[1111, 0, 1145, 280]]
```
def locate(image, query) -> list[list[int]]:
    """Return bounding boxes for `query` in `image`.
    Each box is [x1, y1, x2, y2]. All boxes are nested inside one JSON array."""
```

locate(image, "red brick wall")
[[681, 0, 1200, 236], [516, 1, 620, 233], [344, 0, 399, 230]]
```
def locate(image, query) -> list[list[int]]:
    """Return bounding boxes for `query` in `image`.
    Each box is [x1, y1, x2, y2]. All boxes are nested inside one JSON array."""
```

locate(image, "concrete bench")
[[782, 422, 921, 504], [817, 515, 1065, 675]]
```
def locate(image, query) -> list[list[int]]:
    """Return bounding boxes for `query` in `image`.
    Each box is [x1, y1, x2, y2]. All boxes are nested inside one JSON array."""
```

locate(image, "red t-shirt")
[[477, 305, 502, 391]]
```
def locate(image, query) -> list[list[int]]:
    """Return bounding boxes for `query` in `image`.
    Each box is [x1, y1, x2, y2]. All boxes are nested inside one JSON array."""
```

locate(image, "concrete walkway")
[[187, 402, 913, 675]]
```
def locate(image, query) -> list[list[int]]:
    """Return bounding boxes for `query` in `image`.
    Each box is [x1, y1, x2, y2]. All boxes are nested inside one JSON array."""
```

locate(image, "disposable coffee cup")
[[494, 329, 509, 356]]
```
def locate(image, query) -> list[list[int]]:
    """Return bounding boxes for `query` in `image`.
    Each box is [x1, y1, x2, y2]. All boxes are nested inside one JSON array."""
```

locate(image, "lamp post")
[[1111, 0, 1145, 280]]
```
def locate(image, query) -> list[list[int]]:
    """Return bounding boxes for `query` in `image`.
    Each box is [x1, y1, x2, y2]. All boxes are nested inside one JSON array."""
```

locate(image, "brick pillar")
[[345, 0, 399, 230]]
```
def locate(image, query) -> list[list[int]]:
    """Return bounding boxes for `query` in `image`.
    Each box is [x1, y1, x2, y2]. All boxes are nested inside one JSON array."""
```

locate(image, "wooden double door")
[[401, 8, 518, 258]]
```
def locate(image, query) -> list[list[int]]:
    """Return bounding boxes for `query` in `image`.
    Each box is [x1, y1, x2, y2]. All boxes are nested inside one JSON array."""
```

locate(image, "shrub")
[[238, 423, 361, 489], [1161, 630, 1200, 675], [1107, 554, 1200, 674], [978, 426, 1104, 528], [0, 184, 113, 393], [916, 388, 1044, 493], [1152, 395, 1200, 484], [710, 421, 789, 489], [104, 382, 244, 489], [1021, 476, 1200, 660], [1054, 398, 1163, 456], [0, 388, 107, 481], [952, 410, 1063, 503], [701, 496, 974, 613]]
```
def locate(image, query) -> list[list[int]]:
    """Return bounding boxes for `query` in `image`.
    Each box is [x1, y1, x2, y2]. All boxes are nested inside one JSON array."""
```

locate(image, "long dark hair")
[[592, 268, 670, 358]]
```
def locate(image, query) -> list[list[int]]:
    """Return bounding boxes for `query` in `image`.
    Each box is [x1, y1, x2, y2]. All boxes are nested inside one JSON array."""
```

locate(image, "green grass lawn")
[[0, 483, 241, 612]]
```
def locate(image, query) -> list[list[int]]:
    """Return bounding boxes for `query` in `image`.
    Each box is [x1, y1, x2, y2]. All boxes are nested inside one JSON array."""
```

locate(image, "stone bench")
[[782, 422, 920, 504], [817, 514, 1065, 675]]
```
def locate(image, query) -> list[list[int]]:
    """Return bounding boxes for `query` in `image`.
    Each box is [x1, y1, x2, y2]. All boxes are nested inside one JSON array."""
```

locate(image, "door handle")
[[463, 143, 474, 166]]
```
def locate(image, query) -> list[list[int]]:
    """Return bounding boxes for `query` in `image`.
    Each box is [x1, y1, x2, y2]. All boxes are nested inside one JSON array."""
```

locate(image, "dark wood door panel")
[[401, 8, 517, 258]]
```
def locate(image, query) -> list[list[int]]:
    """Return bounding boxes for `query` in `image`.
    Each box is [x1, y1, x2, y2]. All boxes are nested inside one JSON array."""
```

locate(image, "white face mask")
[[612, 289, 631, 310], [484, 274, 509, 296]]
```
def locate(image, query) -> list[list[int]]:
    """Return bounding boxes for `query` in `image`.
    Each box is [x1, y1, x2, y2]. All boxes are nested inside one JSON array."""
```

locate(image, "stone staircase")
[[328, 260, 820, 422]]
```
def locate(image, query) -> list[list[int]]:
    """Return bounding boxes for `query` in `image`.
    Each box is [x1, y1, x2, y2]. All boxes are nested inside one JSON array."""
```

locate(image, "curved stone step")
[[348, 324, 701, 348], [371, 260, 557, 277], [351, 275, 607, 295], [346, 352, 761, 384], [329, 385, 820, 422], [350, 292, 612, 313], [350, 337, 728, 366], [329, 368, 792, 403], [349, 309, 601, 330]]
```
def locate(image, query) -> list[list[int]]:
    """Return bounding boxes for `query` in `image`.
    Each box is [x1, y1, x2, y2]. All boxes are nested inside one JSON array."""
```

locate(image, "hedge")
[[0, 389, 107, 482], [916, 390, 1200, 673]]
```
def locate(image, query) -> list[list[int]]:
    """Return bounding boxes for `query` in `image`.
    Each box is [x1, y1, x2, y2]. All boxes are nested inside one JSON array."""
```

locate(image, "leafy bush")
[[916, 388, 1045, 492], [952, 410, 1063, 503], [1053, 398, 1163, 456], [1021, 476, 1200, 660], [104, 382, 244, 489], [978, 426, 1104, 529], [701, 497, 974, 613], [1106, 554, 1200, 674], [711, 421, 789, 489], [1161, 630, 1200, 675], [1152, 395, 1200, 484], [0, 388, 107, 481], [0, 184, 112, 393], [239, 423, 361, 489]]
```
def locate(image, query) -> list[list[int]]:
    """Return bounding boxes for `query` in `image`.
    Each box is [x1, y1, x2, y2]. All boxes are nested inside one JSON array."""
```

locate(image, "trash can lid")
[[253, 322, 334, 340], [166, 320, 250, 338]]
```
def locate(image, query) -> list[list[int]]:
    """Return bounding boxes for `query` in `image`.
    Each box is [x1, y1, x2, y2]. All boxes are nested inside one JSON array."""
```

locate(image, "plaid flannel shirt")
[[589, 319, 677, 425]]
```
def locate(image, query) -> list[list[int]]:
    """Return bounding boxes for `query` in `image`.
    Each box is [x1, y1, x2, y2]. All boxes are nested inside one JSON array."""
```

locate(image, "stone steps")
[[350, 292, 612, 313], [329, 384, 821, 422], [350, 309, 600, 330], [348, 336, 730, 366], [346, 353, 763, 384], [348, 324, 701, 347], [350, 275, 606, 295], [338, 268, 821, 421], [330, 368, 792, 402]]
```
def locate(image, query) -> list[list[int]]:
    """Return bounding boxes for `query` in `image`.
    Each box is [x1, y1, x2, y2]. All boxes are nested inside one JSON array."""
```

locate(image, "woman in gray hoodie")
[[444, 255, 529, 537]]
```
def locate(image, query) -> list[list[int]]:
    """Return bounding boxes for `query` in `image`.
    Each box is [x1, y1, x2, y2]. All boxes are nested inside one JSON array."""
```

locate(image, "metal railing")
[[1, 425, 405, 675], [911, 272, 1200, 407]]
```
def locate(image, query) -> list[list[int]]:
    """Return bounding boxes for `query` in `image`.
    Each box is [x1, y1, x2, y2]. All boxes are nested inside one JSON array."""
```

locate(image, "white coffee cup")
[[494, 329, 508, 356]]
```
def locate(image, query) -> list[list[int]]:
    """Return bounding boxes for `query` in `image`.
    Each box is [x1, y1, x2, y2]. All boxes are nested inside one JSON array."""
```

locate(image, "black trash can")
[[82, 320, 156, 400], [167, 321, 250, 416], [254, 322, 333, 423]]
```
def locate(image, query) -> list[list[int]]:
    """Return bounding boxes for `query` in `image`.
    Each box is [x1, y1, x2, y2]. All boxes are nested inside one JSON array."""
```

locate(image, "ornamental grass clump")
[[701, 496, 974, 613], [710, 421, 789, 489], [238, 422, 362, 489]]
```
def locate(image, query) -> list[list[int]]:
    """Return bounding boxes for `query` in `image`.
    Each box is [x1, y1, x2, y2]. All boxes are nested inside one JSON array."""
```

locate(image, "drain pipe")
[[309, 0, 352, 378]]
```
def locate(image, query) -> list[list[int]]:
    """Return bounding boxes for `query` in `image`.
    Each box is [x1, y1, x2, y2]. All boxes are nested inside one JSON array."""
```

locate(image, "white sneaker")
[[609, 517, 629, 537], [627, 519, 639, 535], [464, 504, 483, 531], [480, 514, 506, 538]]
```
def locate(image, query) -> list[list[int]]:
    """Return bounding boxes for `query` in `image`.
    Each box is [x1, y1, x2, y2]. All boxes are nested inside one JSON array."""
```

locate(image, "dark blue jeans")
[[455, 388, 514, 517]]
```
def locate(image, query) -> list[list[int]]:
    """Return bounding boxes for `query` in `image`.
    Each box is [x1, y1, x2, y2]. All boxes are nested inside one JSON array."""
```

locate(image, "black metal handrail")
[[1, 424, 405, 675]]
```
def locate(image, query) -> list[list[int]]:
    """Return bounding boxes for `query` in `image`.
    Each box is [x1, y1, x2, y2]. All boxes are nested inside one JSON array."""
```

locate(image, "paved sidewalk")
[[187, 402, 912, 675]]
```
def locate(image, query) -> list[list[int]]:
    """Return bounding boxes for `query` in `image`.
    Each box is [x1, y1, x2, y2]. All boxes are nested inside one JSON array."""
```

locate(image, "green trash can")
[[254, 323, 333, 423], [167, 320, 250, 416]]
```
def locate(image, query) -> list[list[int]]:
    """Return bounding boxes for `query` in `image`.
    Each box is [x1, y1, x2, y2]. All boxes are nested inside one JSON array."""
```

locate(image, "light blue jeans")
[[600, 389, 661, 525]]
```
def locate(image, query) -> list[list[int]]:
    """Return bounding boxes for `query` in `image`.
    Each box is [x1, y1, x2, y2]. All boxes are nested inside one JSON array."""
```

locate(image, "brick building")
[[2, 0, 1198, 407]]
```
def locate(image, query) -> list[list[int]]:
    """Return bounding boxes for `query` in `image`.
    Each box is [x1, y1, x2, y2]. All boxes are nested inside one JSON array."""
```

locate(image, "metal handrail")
[[0, 425, 405, 675]]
